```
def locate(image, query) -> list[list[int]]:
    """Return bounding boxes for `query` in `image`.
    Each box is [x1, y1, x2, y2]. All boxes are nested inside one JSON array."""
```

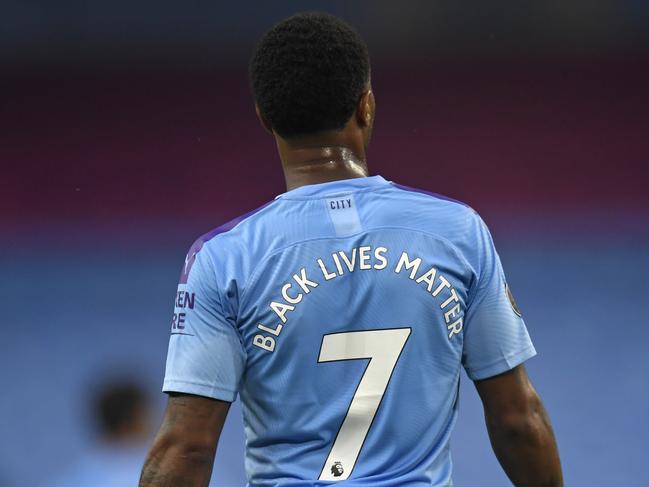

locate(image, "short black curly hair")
[[250, 12, 370, 139]]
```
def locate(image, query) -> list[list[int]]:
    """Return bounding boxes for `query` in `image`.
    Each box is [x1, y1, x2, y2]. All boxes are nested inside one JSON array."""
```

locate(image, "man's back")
[[163, 175, 535, 486], [141, 13, 562, 487]]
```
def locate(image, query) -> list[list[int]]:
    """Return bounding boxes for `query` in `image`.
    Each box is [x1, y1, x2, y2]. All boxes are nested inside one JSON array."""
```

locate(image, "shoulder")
[[387, 180, 482, 235], [386, 180, 491, 261], [388, 181, 476, 215], [179, 199, 279, 284]]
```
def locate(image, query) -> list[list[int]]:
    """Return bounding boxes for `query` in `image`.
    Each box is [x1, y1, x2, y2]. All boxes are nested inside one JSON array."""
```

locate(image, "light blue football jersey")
[[163, 175, 536, 487]]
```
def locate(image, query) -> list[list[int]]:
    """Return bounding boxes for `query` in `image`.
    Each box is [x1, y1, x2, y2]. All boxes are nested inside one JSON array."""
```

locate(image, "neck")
[[276, 132, 369, 191]]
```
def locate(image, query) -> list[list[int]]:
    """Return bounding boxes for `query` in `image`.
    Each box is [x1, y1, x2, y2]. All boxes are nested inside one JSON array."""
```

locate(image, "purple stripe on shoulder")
[[390, 182, 471, 208], [179, 200, 274, 284]]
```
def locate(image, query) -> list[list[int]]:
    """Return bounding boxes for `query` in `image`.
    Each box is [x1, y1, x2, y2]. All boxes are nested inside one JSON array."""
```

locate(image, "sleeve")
[[162, 246, 245, 401], [461, 214, 536, 381]]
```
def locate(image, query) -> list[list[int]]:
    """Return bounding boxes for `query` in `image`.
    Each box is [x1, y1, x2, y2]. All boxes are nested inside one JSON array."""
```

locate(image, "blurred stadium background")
[[2, 1, 648, 486]]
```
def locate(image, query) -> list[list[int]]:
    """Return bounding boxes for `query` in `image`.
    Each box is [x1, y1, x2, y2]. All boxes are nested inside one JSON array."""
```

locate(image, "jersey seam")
[[277, 184, 394, 201], [463, 214, 505, 316], [323, 198, 341, 236], [201, 198, 281, 246], [202, 247, 249, 365], [389, 182, 473, 209], [163, 379, 237, 397], [463, 265, 499, 318], [199, 198, 279, 357], [238, 225, 476, 311], [465, 345, 536, 378]]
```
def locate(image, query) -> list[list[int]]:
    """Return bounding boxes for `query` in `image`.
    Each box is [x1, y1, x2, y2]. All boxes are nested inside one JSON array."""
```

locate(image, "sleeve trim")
[[162, 379, 237, 402], [465, 345, 537, 381]]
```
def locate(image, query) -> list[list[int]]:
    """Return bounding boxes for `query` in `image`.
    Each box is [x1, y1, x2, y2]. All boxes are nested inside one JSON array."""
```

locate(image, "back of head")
[[93, 380, 149, 442], [250, 12, 370, 139]]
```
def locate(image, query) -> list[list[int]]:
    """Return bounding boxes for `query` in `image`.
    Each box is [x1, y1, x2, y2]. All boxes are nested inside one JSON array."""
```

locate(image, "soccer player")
[[140, 12, 563, 487]]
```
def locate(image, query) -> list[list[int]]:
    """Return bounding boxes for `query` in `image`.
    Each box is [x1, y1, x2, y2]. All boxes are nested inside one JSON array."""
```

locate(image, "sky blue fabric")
[[163, 175, 535, 486]]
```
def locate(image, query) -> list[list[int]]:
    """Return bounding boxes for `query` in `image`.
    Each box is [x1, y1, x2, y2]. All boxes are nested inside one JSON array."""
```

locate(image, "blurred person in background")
[[44, 380, 152, 487]]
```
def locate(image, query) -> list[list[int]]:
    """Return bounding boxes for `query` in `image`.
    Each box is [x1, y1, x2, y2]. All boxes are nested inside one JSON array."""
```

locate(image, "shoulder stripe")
[[179, 200, 275, 284], [390, 182, 471, 209], [202, 200, 275, 242]]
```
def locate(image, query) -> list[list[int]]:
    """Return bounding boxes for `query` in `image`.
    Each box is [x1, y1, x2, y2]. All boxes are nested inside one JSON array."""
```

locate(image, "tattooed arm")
[[139, 393, 230, 487]]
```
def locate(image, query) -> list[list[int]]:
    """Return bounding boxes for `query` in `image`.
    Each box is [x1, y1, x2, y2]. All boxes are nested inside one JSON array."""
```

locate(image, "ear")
[[255, 104, 273, 134], [355, 88, 375, 129]]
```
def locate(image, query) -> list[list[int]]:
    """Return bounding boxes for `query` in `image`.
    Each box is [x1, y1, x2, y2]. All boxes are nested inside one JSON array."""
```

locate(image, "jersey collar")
[[276, 175, 390, 200]]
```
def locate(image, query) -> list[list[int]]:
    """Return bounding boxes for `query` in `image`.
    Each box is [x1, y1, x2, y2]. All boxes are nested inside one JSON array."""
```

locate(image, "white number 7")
[[317, 327, 411, 481]]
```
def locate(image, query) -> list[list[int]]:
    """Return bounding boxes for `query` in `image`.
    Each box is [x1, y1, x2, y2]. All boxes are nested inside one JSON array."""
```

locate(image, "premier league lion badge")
[[331, 461, 344, 477]]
